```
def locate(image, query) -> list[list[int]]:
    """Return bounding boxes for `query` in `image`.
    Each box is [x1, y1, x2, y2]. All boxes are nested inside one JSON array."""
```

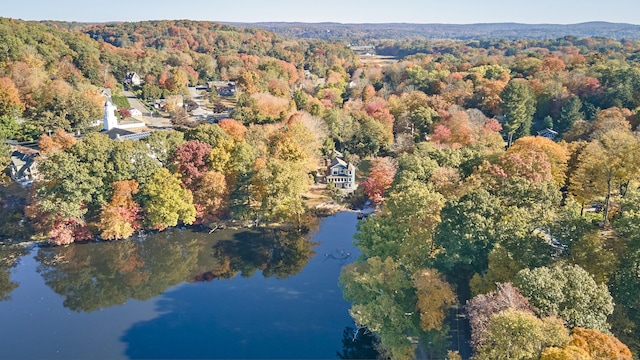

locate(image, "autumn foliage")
[[218, 118, 247, 142], [171, 140, 212, 190], [414, 269, 457, 331], [541, 327, 633, 360], [466, 283, 538, 348], [38, 129, 77, 156], [362, 157, 397, 204], [99, 180, 142, 240]]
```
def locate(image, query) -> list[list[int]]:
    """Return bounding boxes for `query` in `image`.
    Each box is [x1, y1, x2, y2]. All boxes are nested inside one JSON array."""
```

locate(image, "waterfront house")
[[326, 157, 356, 191]]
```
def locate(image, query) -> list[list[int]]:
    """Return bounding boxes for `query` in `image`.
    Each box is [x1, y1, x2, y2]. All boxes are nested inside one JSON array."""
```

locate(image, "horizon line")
[[9, 17, 640, 27]]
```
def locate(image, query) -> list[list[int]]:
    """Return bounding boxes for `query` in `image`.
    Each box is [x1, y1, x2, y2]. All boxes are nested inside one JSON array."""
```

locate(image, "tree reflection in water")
[[193, 228, 317, 282], [337, 326, 382, 360], [36, 237, 201, 312], [0, 246, 29, 301], [34, 226, 317, 313]]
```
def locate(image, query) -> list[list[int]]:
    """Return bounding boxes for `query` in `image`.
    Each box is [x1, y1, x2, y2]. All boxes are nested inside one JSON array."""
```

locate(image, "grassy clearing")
[[358, 55, 398, 66], [111, 95, 131, 109]]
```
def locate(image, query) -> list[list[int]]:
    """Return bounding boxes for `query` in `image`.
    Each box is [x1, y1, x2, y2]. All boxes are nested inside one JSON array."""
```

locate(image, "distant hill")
[[223, 22, 640, 41]]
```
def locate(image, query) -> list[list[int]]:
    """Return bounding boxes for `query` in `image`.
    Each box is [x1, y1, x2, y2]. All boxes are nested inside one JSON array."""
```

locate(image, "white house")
[[326, 157, 356, 190], [125, 72, 141, 86], [129, 108, 143, 117]]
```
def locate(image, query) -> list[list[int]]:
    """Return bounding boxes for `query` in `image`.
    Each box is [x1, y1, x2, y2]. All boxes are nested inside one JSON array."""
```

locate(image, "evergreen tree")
[[501, 79, 536, 147], [556, 96, 584, 134]]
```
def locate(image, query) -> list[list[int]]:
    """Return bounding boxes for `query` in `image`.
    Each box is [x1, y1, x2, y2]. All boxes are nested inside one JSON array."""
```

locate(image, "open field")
[[358, 55, 398, 66]]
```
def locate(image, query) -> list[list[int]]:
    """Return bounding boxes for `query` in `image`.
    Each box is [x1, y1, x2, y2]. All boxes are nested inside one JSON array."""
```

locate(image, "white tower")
[[103, 100, 118, 131]]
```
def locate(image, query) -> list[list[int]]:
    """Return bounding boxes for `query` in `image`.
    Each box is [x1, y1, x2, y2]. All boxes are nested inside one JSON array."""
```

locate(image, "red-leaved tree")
[[118, 108, 131, 118], [171, 140, 212, 190], [361, 157, 397, 205]]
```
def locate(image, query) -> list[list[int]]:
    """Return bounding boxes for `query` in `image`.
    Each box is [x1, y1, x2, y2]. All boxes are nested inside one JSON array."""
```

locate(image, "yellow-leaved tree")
[[570, 129, 640, 223], [142, 168, 196, 231]]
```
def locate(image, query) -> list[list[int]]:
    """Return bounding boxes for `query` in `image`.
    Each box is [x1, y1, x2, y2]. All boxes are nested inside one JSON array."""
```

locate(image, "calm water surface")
[[0, 212, 362, 359]]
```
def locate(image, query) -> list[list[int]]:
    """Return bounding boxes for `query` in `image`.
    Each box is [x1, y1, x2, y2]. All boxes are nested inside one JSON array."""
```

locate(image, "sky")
[[4, 0, 640, 25]]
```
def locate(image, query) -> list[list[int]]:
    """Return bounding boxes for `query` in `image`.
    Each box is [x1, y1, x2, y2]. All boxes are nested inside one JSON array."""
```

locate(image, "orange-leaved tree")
[[99, 180, 142, 240]]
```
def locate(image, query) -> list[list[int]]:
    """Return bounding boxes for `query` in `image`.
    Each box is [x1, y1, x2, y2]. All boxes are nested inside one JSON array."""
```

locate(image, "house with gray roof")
[[10, 146, 39, 186], [537, 128, 559, 141], [326, 157, 356, 191]]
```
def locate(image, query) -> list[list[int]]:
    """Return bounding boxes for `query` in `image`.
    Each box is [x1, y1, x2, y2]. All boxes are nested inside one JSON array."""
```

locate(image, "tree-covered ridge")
[[229, 22, 640, 42], [80, 19, 357, 75]]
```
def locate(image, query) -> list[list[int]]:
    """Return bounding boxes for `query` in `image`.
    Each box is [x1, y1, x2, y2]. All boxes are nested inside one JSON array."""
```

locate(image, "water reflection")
[[36, 237, 201, 312], [0, 212, 360, 359], [120, 213, 360, 359], [35, 227, 317, 313], [195, 229, 317, 281], [337, 326, 380, 360], [0, 245, 29, 301]]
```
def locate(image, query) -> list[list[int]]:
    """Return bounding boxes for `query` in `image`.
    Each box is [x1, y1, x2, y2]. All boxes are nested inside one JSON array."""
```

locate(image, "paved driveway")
[[123, 90, 172, 127]]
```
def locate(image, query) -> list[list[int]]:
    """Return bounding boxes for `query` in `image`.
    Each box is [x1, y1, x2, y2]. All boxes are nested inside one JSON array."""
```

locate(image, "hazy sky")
[[4, 0, 640, 25]]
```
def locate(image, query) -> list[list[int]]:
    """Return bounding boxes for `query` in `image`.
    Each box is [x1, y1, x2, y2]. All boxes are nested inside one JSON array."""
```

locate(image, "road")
[[123, 90, 172, 127]]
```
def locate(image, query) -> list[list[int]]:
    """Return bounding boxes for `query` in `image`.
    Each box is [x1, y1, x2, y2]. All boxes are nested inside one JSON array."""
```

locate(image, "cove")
[[0, 211, 368, 359]]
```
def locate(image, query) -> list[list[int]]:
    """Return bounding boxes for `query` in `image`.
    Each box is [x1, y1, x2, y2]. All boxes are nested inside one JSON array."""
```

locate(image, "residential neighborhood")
[[1, 11, 640, 360]]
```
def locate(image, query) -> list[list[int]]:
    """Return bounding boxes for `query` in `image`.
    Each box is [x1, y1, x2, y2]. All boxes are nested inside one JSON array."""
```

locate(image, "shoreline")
[[0, 201, 356, 249]]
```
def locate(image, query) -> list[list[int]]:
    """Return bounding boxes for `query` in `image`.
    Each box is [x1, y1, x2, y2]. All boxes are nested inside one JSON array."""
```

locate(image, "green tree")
[[142, 167, 196, 231], [184, 123, 230, 147], [383, 180, 445, 269], [339, 257, 420, 360], [292, 89, 308, 110], [556, 96, 583, 135], [250, 158, 308, 222], [0, 115, 20, 140], [32, 150, 100, 221], [514, 264, 614, 332], [434, 189, 502, 278], [142, 130, 185, 167], [0, 134, 9, 175], [141, 84, 163, 101], [500, 79, 536, 147]]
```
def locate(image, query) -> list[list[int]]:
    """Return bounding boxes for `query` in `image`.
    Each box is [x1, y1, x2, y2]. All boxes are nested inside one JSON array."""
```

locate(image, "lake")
[[0, 212, 373, 359]]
